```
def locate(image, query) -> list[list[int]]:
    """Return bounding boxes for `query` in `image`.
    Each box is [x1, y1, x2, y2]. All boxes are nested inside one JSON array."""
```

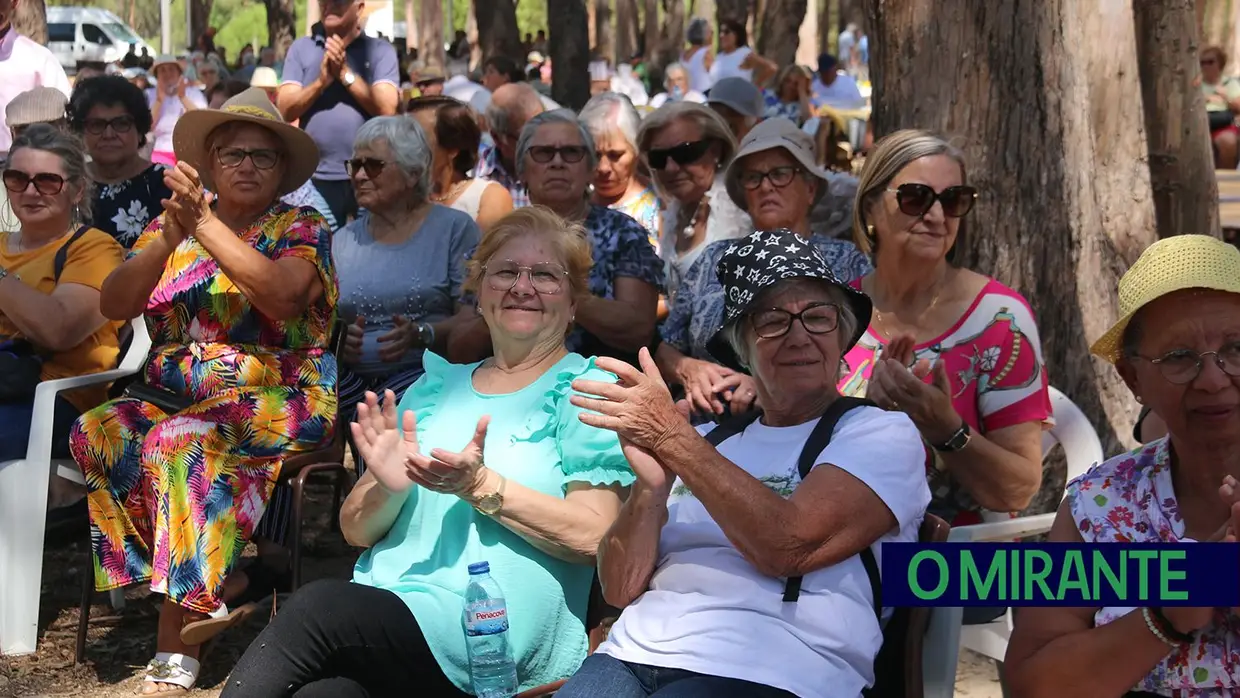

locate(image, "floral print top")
[[611, 187, 661, 249], [837, 278, 1053, 525], [93, 164, 172, 248], [131, 202, 339, 397], [659, 234, 872, 362], [1069, 438, 1240, 695], [573, 205, 665, 357], [763, 91, 805, 125]]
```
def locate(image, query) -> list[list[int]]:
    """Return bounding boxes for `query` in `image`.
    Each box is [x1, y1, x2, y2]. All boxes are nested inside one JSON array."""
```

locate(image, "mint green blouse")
[[353, 351, 635, 692]]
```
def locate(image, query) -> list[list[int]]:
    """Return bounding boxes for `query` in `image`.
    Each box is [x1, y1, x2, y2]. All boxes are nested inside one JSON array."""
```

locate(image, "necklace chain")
[[870, 272, 948, 339], [431, 179, 470, 203]]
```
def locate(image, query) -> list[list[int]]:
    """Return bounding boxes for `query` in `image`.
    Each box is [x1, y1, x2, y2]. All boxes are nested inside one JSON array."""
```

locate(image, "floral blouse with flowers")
[[93, 164, 172, 248]]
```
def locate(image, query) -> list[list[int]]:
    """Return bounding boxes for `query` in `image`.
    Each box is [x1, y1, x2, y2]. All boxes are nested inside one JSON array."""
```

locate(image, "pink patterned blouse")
[[837, 278, 1053, 525], [1070, 438, 1240, 695]]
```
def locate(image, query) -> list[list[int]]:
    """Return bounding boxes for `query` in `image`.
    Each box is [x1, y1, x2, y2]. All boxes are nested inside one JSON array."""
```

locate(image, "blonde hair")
[[851, 129, 968, 259], [463, 206, 594, 299], [636, 102, 737, 202]]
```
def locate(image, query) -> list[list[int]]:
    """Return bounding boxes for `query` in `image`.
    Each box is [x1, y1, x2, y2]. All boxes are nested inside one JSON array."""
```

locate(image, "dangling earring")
[[1135, 396, 1144, 404]]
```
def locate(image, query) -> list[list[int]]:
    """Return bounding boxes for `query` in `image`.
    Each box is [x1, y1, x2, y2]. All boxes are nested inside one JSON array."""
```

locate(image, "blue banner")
[[881, 543, 1240, 607]]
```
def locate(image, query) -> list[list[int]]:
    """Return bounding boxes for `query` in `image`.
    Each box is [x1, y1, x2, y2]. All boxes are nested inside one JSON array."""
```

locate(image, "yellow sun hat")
[[1091, 234, 1240, 363]]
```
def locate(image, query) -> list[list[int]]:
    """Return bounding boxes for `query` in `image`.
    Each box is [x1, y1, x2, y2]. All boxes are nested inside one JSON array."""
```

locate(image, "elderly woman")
[[336, 115, 480, 473], [69, 75, 171, 247], [223, 207, 635, 697], [560, 230, 930, 698], [69, 88, 336, 694], [839, 129, 1048, 531], [579, 92, 661, 240], [764, 64, 814, 126], [406, 96, 513, 229], [657, 118, 870, 418], [1201, 45, 1240, 168], [648, 63, 707, 110], [147, 54, 207, 167], [1006, 234, 1240, 698], [639, 102, 749, 304], [0, 125, 124, 465]]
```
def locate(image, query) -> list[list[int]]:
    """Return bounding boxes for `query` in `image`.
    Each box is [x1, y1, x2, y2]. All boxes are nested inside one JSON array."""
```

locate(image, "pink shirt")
[[0, 28, 71, 154]]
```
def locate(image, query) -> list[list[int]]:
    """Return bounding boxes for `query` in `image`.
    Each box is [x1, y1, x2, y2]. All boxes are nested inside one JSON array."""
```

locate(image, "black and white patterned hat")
[[705, 229, 873, 371]]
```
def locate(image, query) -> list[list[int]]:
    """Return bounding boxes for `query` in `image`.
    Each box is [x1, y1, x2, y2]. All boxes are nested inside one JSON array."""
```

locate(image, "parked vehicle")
[[46, 7, 153, 74]]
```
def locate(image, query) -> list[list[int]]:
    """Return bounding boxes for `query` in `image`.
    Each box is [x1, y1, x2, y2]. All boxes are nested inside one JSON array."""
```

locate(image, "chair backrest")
[[118, 317, 151, 373], [865, 513, 950, 698], [1041, 386, 1105, 497]]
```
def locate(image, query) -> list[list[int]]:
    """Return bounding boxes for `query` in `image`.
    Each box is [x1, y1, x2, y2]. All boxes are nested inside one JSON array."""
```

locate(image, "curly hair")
[[68, 75, 153, 148]]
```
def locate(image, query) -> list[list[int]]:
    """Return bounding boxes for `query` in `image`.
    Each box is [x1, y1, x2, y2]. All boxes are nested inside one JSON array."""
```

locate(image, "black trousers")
[[222, 579, 468, 698], [312, 178, 358, 227]]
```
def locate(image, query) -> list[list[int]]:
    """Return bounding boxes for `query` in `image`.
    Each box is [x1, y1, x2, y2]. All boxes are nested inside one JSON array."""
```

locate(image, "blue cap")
[[468, 561, 491, 575]]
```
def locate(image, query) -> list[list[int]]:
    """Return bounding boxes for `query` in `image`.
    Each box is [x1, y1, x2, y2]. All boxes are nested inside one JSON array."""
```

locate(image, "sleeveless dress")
[[683, 47, 713, 94], [1069, 437, 1240, 695], [448, 178, 491, 222], [709, 46, 753, 84]]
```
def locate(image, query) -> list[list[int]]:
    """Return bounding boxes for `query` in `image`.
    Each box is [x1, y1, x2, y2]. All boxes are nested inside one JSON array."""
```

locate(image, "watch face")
[[476, 493, 502, 515]]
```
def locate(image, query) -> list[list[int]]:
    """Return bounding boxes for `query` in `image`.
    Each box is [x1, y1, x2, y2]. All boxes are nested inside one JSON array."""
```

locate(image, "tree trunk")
[[757, 0, 805, 66], [819, 0, 833, 61], [421, 0, 446, 72], [467, 0, 482, 68], [616, 0, 639, 61], [644, 0, 660, 57], [263, 0, 296, 61], [1201, 0, 1233, 47], [11, 0, 47, 44], [406, 0, 417, 52], [1134, 0, 1220, 238], [549, 0, 590, 109], [795, 0, 817, 66], [837, 0, 862, 34], [718, 0, 746, 24], [190, 0, 214, 49], [868, 0, 1155, 463], [696, 0, 716, 32], [595, 0, 615, 62], [475, 0, 523, 59]]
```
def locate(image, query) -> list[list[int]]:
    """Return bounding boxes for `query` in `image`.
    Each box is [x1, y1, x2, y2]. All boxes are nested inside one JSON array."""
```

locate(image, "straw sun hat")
[[1090, 234, 1240, 363], [172, 87, 319, 197]]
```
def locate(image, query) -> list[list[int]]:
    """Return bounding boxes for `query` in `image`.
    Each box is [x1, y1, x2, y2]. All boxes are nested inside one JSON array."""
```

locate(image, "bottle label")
[[465, 599, 509, 636]]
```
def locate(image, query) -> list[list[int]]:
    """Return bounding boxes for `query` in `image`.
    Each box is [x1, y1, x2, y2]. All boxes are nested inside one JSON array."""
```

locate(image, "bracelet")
[[1141, 607, 1180, 647], [1149, 606, 1196, 644], [422, 321, 435, 348]]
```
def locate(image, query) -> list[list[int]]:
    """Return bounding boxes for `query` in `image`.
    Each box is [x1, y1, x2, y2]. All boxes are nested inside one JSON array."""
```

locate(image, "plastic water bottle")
[[464, 561, 518, 698]]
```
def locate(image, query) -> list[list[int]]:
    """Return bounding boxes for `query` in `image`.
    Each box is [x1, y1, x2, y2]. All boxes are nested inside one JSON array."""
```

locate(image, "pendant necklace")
[[681, 201, 705, 239]]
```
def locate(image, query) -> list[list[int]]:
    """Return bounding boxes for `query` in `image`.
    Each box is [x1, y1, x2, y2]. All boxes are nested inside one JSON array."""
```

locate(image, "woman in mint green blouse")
[[223, 207, 636, 698]]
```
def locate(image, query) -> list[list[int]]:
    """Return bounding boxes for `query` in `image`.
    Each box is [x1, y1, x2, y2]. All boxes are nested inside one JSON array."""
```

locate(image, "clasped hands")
[[341, 316, 423, 365], [865, 333, 962, 445], [320, 36, 351, 83], [160, 162, 215, 245]]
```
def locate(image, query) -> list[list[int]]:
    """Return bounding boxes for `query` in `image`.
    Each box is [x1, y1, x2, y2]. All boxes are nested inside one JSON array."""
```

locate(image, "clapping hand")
[[866, 333, 960, 444], [405, 416, 490, 497], [676, 356, 746, 416], [162, 162, 214, 235], [377, 315, 414, 362], [350, 390, 420, 495], [323, 36, 347, 80], [571, 348, 685, 453]]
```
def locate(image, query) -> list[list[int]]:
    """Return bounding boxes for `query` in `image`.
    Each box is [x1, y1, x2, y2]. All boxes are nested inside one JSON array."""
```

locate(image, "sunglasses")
[[646, 140, 712, 170], [886, 183, 978, 218], [83, 116, 135, 135], [216, 147, 280, 170], [346, 157, 388, 178], [528, 145, 589, 164], [3, 170, 68, 195]]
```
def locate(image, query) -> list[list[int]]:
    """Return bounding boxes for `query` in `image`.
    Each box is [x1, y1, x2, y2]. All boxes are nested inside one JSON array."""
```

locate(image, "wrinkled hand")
[[350, 390, 420, 495], [405, 416, 490, 496], [619, 435, 675, 495], [867, 335, 960, 444], [162, 162, 214, 234], [721, 372, 760, 416], [341, 316, 366, 365], [675, 356, 741, 416], [571, 347, 686, 453], [377, 315, 414, 363], [324, 36, 347, 79]]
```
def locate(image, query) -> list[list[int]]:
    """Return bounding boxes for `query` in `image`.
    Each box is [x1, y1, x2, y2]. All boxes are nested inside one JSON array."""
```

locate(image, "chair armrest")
[[24, 366, 143, 465], [948, 514, 1055, 542]]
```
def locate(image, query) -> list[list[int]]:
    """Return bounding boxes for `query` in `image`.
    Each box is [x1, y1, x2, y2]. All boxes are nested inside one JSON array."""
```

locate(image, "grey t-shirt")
[[333, 205, 480, 378]]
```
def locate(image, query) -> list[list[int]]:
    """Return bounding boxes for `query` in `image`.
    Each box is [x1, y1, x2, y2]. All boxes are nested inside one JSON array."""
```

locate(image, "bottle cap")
[[468, 561, 490, 575]]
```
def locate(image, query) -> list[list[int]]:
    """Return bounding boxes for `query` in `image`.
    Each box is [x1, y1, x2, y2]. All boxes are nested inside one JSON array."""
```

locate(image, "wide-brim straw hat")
[[725, 117, 831, 212], [172, 87, 319, 197], [1091, 234, 1240, 363]]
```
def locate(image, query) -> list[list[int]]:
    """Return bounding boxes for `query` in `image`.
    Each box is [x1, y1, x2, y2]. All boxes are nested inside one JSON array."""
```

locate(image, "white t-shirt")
[[709, 46, 753, 84], [597, 406, 931, 698], [649, 90, 707, 109], [811, 72, 866, 110], [146, 86, 209, 154]]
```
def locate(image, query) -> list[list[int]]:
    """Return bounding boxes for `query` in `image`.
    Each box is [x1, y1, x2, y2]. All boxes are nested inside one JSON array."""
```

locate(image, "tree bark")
[[1134, 0, 1220, 238], [12, 0, 47, 44], [837, 0, 862, 34], [263, 0, 296, 61], [617, 0, 640, 61], [595, 0, 615, 62], [190, 0, 214, 49], [718, 0, 747, 24], [868, 0, 1155, 462], [406, 0, 417, 52], [421, 0, 446, 72], [644, 0, 660, 57], [549, 0, 590, 109], [757, 0, 805, 66], [475, 0, 523, 59]]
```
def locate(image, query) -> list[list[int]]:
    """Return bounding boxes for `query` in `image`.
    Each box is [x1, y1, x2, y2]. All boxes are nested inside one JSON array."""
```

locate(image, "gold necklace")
[[869, 273, 947, 339], [431, 179, 470, 204]]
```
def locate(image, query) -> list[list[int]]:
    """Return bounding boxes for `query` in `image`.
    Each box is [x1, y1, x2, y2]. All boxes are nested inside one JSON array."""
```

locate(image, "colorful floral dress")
[[69, 203, 338, 614], [1070, 438, 1240, 695], [610, 187, 661, 249], [837, 278, 1052, 525]]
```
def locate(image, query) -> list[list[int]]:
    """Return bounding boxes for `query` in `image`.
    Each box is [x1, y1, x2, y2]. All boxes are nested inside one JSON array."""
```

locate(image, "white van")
[[46, 7, 154, 73]]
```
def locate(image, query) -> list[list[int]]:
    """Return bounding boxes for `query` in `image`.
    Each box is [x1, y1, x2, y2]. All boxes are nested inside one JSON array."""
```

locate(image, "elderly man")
[[706, 77, 764, 142], [6, 86, 69, 142], [811, 53, 865, 109], [649, 63, 706, 109], [475, 82, 545, 207], [0, 0, 70, 159]]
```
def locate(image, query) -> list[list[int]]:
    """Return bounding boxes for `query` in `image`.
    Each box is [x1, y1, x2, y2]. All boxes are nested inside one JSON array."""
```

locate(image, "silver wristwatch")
[[416, 321, 435, 348], [342, 70, 356, 87]]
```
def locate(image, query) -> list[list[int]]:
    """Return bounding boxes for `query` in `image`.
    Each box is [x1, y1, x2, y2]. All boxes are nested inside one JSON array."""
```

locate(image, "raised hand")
[[868, 351, 960, 445], [620, 435, 675, 496], [350, 390, 420, 495], [571, 347, 685, 453], [406, 416, 490, 496], [163, 162, 214, 234]]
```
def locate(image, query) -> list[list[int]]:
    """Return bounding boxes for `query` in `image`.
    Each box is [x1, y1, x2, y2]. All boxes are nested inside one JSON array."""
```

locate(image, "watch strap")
[[931, 421, 971, 453]]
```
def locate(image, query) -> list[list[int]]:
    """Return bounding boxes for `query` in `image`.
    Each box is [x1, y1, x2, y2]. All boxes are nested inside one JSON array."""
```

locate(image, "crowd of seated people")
[[2, 61, 1200, 698]]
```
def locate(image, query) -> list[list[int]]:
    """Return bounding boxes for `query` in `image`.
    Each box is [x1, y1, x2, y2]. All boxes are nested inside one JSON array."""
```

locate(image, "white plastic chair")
[[920, 386, 1105, 695], [0, 317, 150, 656]]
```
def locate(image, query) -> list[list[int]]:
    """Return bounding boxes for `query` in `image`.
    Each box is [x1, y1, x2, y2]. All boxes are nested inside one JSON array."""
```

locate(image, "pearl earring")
[[1135, 396, 1144, 404]]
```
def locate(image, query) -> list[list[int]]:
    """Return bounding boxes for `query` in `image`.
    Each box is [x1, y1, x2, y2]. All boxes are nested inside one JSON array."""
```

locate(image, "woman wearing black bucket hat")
[[560, 229, 930, 698]]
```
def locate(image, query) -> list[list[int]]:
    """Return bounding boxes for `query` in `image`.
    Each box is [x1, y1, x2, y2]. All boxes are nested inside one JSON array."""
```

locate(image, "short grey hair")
[[353, 115, 432, 202], [686, 18, 711, 46], [514, 109, 599, 178], [578, 93, 641, 155], [722, 278, 858, 372], [9, 123, 94, 226], [663, 62, 689, 85]]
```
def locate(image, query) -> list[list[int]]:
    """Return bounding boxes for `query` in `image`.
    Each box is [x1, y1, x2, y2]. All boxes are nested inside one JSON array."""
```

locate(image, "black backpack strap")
[[52, 226, 90, 284], [703, 411, 761, 447], [784, 397, 880, 607]]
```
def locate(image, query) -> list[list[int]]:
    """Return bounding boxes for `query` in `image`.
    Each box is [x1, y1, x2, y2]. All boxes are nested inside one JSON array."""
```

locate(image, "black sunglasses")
[[646, 140, 712, 170], [528, 146, 589, 164], [3, 170, 67, 195], [83, 115, 135, 135], [886, 183, 978, 218], [346, 157, 388, 178]]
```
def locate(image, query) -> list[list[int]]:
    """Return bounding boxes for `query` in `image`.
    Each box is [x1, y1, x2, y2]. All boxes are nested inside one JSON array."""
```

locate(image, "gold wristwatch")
[[472, 473, 506, 516]]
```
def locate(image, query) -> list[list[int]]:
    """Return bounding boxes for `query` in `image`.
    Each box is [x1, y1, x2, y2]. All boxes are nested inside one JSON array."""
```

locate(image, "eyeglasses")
[[597, 149, 628, 163], [216, 147, 280, 170], [1136, 343, 1240, 385], [83, 115, 135, 135], [484, 260, 568, 294], [740, 166, 804, 191], [346, 157, 388, 178], [3, 170, 68, 195], [750, 303, 840, 339], [886, 183, 978, 218], [527, 146, 589, 164], [646, 140, 712, 170]]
